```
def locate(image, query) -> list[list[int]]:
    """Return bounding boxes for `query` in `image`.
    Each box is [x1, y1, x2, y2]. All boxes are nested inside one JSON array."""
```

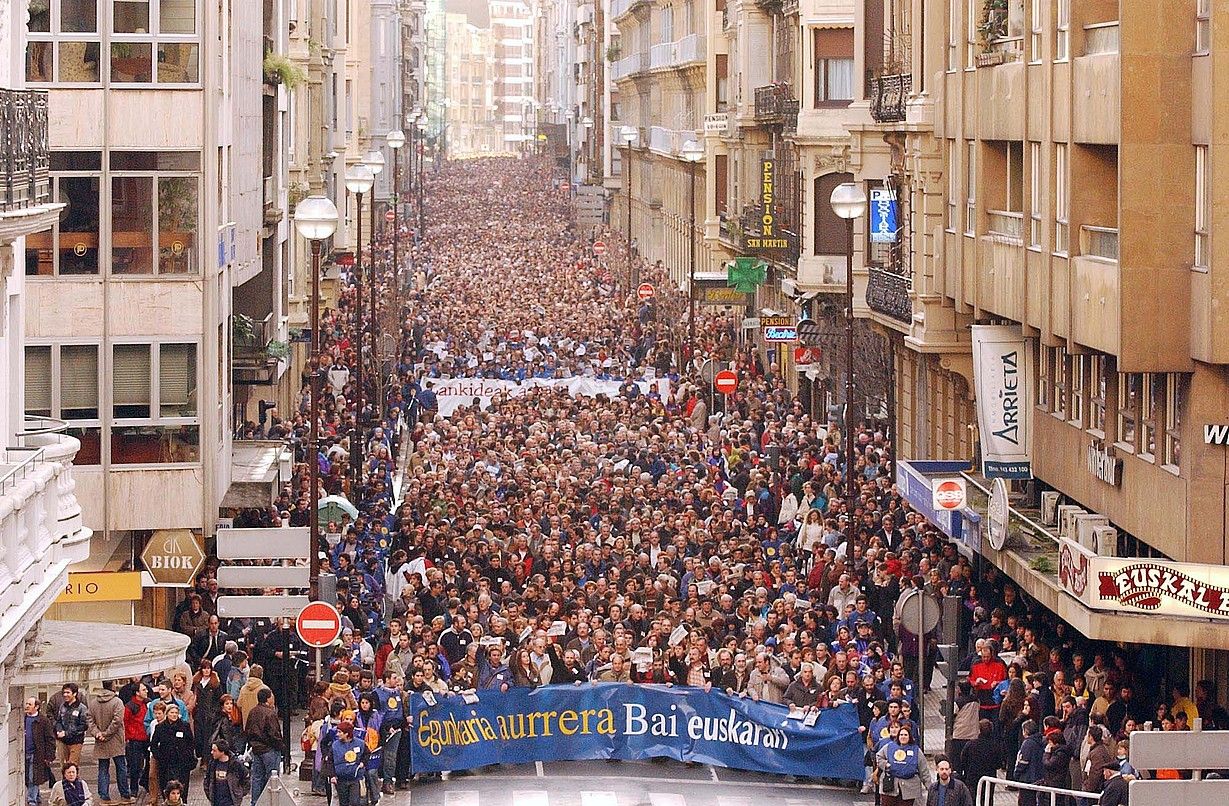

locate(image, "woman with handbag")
[[877, 724, 933, 806]]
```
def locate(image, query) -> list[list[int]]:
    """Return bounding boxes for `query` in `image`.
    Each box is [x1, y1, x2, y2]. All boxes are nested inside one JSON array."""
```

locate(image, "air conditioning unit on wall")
[[1076, 514, 1111, 551], [1041, 491, 1061, 525], [1093, 526, 1118, 556], [1057, 505, 1086, 542]]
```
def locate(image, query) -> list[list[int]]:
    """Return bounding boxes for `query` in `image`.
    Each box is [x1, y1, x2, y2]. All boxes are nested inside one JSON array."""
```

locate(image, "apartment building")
[[446, 11, 501, 157], [492, 0, 537, 149], [857, 0, 1229, 685]]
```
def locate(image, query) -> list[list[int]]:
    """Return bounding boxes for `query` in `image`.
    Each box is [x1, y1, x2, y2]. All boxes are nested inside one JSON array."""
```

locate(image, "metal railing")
[[676, 33, 705, 64], [870, 73, 911, 123], [974, 776, 1099, 806], [754, 83, 800, 127], [866, 267, 913, 324], [1083, 21, 1120, 55], [234, 312, 276, 364], [0, 446, 47, 495], [1081, 225, 1119, 261], [988, 210, 1024, 240], [1, 89, 51, 212]]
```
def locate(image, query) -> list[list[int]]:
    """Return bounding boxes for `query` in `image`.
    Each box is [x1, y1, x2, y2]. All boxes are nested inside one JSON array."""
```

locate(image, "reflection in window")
[[157, 177, 197, 273], [30, 1, 52, 32], [112, 177, 154, 273], [59, 41, 103, 82], [60, 176, 102, 274], [157, 42, 199, 82], [68, 426, 103, 465], [27, 43, 53, 82], [160, 0, 196, 33], [114, 0, 150, 33], [63, 0, 99, 32], [111, 425, 200, 464], [111, 42, 153, 82]]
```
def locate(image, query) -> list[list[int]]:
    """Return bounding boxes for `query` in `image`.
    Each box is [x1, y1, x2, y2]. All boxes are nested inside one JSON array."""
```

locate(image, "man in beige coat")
[[87, 680, 130, 804]]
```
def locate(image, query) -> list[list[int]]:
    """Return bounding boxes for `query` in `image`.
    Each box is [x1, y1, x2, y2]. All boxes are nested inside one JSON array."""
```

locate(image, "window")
[[25, 346, 53, 417], [1088, 354, 1107, 434], [1029, 0, 1043, 61], [1037, 345, 1052, 410], [1140, 374, 1160, 458], [948, 0, 959, 70], [1196, 0, 1210, 54], [946, 140, 958, 231], [25, 152, 103, 275], [1195, 145, 1209, 271], [814, 172, 853, 255], [1056, 0, 1069, 60], [112, 342, 200, 464], [1117, 372, 1138, 451], [1029, 141, 1042, 247], [24, 343, 103, 464], [26, 0, 102, 84], [1069, 354, 1084, 426], [1053, 346, 1068, 418], [660, 6, 673, 43], [111, 154, 199, 275], [967, 0, 977, 67], [1054, 143, 1068, 253], [814, 29, 854, 107], [965, 141, 976, 235], [1164, 374, 1184, 468]]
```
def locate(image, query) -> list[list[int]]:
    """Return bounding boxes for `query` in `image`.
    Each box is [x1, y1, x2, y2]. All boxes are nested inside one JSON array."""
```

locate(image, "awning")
[[13, 620, 189, 686], [221, 440, 290, 509]]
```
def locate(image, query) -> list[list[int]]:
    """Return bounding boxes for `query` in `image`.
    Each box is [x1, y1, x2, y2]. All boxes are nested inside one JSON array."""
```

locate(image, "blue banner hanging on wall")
[[409, 683, 865, 779]]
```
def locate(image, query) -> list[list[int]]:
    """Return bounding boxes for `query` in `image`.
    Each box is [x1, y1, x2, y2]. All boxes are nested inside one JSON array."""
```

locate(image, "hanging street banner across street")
[[971, 325, 1034, 479], [428, 376, 669, 418], [410, 684, 864, 778]]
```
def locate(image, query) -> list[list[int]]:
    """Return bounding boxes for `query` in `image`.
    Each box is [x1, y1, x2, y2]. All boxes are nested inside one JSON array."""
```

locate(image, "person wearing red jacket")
[[123, 683, 151, 799], [969, 640, 1009, 716]]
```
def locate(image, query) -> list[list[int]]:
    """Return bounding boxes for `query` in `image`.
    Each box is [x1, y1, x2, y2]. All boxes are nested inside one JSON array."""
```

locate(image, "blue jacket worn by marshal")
[[329, 736, 370, 781], [885, 740, 922, 779], [374, 685, 405, 727], [869, 716, 896, 750]]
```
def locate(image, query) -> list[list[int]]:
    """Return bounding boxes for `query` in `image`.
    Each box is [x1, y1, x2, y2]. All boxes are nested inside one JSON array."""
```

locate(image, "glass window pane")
[[57, 41, 102, 82], [68, 426, 102, 465], [829, 59, 854, 101], [25, 346, 53, 417], [157, 43, 199, 84], [114, 344, 151, 418], [157, 177, 197, 274], [29, 0, 51, 32], [59, 176, 102, 274], [61, 345, 100, 420], [51, 152, 103, 171], [112, 424, 200, 463], [112, 176, 154, 274], [62, 0, 99, 32], [159, 343, 197, 417], [111, 42, 153, 83], [114, 0, 150, 32], [111, 151, 200, 171], [160, 0, 196, 33], [25, 227, 55, 276], [26, 42, 53, 83]]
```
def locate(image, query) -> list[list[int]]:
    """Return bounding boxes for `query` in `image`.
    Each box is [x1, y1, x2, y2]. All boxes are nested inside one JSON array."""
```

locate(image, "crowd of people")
[[29, 158, 1229, 806]]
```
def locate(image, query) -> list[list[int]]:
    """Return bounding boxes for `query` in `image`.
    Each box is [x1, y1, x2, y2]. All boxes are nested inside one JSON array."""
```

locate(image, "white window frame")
[[965, 140, 976, 236], [1056, 0, 1070, 61], [109, 164, 201, 277], [949, 0, 960, 71], [1088, 354, 1107, 437], [1029, 141, 1042, 248], [1037, 345, 1052, 411], [1029, 0, 1043, 62], [1195, 144, 1209, 272], [946, 139, 958, 232], [1069, 353, 1084, 427], [966, 0, 977, 68], [1054, 143, 1068, 255], [1117, 372, 1138, 453], [1196, 0, 1211, 54], [111, 340, 201, 466], [1163, 374, 1183, 470]]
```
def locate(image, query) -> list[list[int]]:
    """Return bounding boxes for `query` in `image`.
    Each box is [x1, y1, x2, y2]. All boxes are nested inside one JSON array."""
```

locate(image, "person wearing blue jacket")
[[353, 694, 383, 805], [373, 671, 405, 794], [1012, 719, 1047, 806], [324, 721, 369, 806]]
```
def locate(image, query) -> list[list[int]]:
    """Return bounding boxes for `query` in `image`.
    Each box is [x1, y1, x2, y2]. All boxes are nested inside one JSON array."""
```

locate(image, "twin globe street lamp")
[[829, 181, 868, 564]]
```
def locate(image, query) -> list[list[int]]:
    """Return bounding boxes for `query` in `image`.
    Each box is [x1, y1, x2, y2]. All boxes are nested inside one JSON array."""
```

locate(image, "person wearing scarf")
[[49, 762, 91, 806]]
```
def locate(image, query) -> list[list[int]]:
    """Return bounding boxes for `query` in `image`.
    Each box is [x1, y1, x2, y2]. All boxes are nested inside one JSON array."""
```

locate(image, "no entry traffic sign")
[[714, 370, 738, 396], [296, 601, 342, 648], [593, 240, 607, 255], [637, 282, 655, 300], [385, 210, 396, 222]]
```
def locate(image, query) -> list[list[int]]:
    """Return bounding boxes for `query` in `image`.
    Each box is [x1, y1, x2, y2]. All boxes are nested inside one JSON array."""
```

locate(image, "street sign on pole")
[[592, 240, 607, 256], [216, 528, 311, 560], [216, 565, 310, 590], [714, 370, 738, 396], [385, 210, 395, 222], [797, 319, 824, 347], [217, 595, 310, 619], [637, 282, 655, 300], [296, 601, 343, 648]]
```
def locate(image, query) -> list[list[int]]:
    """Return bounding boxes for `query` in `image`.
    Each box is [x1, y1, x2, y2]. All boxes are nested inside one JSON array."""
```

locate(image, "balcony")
[[753, 83, 800, 131], [648, 126, 699, 156], [610, 0, 650, 20], [987, 210, 1024, 242], [611, 51, 646, 81], [869, 73, 911, 124], [233, 312, 286, 385], [649, 34, 705, 72], [866, 267, 913, 324], [1, 89, 50, 212]]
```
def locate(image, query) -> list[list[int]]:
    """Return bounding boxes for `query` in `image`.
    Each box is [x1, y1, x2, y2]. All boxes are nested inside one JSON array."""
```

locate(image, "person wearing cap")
[[323, 720, 369, 806]]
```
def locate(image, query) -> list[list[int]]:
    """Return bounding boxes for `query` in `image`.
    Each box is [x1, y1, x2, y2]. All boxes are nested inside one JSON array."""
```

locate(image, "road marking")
[[581, 792, 619, 806], [536, 761, 545, 778], [709, 765, 720, 782], [513, 790, 550, 806]]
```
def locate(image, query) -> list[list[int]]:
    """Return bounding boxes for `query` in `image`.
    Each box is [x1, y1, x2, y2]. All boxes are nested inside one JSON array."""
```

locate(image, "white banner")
[[971, 325, 1033, 479], [428, 376, 669, 417]]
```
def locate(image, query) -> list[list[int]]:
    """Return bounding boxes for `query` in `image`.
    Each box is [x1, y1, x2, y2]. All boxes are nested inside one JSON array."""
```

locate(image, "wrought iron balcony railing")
[[753, 83, 800, 130], [866, 267, 913, 324], [0, 89, 51, 212], [869, 73, 910, 123]]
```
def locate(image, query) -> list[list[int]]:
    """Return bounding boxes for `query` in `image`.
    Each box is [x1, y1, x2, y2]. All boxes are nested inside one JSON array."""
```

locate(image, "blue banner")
[[409, 684, 865, 779], [869, 187, 898, 244]]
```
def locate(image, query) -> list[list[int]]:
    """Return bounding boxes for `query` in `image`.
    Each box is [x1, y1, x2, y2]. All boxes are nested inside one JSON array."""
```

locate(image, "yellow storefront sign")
[[55, 571, 144, 604]]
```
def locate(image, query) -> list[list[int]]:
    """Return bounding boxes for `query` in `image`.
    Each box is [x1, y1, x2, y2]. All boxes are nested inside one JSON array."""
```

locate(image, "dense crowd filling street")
[[34, 158, 1229, 806]]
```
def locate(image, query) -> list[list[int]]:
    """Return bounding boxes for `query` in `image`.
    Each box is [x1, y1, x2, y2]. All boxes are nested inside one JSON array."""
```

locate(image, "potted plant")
[[263, 52, 306, 88]]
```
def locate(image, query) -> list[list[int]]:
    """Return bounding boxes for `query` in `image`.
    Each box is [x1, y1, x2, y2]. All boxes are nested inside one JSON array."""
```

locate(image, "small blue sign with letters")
[[870, 187, 898, 244]]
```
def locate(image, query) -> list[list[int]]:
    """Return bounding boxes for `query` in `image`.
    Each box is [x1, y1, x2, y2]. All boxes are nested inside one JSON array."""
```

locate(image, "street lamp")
[[292, 195, 339, 597], [416, 113, 429, 238], [680, 139, 704, 365], [387, 129, 406, 290], [407, 107, 423, 245], [619, 125, 638, 290], [362, 149, 385, 408], [829, 181, 867, 565], [343, 165, 374, 484]]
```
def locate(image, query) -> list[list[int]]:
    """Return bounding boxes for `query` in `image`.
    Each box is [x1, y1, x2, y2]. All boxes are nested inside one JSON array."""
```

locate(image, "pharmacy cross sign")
[[727, 257, 767, 294]]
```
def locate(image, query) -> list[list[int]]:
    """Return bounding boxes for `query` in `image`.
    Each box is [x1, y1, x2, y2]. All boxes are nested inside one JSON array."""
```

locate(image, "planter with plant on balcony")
[[976, 0, 1010, 64], [263, 52, 306, 88]]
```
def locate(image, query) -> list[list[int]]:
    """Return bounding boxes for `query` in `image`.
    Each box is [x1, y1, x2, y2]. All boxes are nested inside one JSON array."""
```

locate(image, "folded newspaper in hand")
[[630, 647, 653, 669], [668, 624, 689, 647], [547, 621, 568, 637], [696, 580, 714, 596], [461, 691, 480, 705]]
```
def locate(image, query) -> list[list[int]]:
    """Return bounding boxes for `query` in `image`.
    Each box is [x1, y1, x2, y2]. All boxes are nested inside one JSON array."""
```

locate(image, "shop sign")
[[987, 477, 1010, 550], [1086, 440, 1122, 486], [931, 477, 967, 511], [141, 529, 206, 587], [703, 113, 730, 135], [1058, 535, 1229, 621], [701, 286, 751, 306], [971, 325, 1034, 479], [761, 315, 797, 343], [747, 160, 790, 252], [869, 187, 899, 244], [1204, 424, 1229, 445], [55, 571, 143, 604], [793, 346, 821, 368]]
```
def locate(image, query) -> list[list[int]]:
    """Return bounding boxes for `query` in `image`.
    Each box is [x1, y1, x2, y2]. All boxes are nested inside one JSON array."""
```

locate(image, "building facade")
[[446, 12, 501, 157]]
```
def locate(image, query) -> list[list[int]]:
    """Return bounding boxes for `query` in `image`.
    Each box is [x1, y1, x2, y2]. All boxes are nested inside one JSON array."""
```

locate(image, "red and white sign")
[[793, 346, 821, 367], [592, 240, 607, 256], [296, 601, 343, 648], [637, 283, 655, 300], [931, 477, 967, 511], [385, 210, 396, 222], [714, 370, 738, 396]]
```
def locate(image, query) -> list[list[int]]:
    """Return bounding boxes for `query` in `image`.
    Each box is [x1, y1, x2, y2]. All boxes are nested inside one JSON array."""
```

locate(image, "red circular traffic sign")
[[637, 283, 655, 300], [714, 370, 738, 396], [592, 241, 607, 256], [934, 480, 965, 510], [296, 601, 343, 648], [385, 210, 396, 222]]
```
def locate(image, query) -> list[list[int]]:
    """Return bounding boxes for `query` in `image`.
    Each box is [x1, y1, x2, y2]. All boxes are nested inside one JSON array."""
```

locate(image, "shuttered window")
[[159, 343, 197, 417], [114, 344, 152, 418], [25, 346, 53, 416], [61, 345, 100, 420]]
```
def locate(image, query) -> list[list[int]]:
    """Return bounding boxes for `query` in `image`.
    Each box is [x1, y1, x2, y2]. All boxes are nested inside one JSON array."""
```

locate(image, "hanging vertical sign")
[[869, 187, 899, 243], [971, 325, 1034, 479], [746, 159, 789, 251]]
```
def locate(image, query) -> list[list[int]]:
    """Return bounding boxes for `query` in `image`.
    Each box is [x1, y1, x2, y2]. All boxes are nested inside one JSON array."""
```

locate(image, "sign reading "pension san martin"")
[[971, 325, 1034, 479]]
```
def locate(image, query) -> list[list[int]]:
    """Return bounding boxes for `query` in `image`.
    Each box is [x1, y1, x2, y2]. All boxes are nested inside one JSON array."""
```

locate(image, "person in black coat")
[[1040, 728, 1074, 806], [959, 719, 1001, 795], [1012, 719, 1046, 806], [150, 705, 196, 796], [1097, 767, 1130, 806], [926, 756, 975, 806]]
